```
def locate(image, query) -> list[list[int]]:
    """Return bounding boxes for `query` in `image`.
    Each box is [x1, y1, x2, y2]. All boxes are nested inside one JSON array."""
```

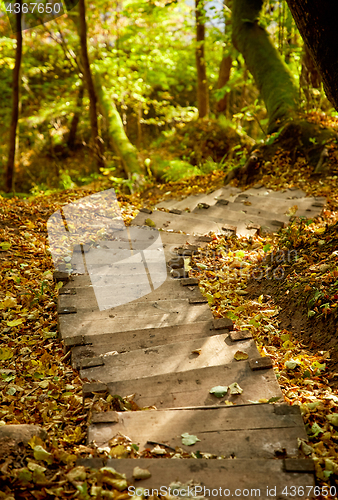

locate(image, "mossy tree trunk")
[[78, 0, 105, 171], [232, 0, 299, 133], [67, 82, 84, 150], [216, 55, 232, 114], [94, 74, 144, 177], [6, 3, 22, 192], [195, 0, 209, 119]]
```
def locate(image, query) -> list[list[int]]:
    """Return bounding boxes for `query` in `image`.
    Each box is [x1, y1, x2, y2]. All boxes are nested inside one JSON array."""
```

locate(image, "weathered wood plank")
[[58, 301, 213, 340], [88, 405, 308, 458], [71, 321, 225, 368], [132, 211, 257, 238], [79, 334, 260, 382], [83, 362, 282, 408], [59, 279, 206, 312], [75, 458, 314, 499]]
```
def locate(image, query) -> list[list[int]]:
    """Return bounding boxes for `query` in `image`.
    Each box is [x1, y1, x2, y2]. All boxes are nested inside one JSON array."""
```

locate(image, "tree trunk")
[[286, 0, 338, 112], [5, 3, 22, 193], [300, 45, 321, 104], [78, 0, 105, 171], [94, 74, 144, 177], [195, 0, 209, 119], [232, 0, 299, 132], [67, 83, 84, 150], [216, 55, 232, 114]]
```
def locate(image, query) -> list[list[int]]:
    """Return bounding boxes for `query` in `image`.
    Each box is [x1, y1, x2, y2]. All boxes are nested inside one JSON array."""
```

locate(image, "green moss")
[[232, 0, 299, 132]]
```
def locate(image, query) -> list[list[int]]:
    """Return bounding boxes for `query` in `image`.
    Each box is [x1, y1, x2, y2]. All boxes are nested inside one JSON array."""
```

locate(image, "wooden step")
[[82, 361, 282, 408], [58, 278, 206, 314], [156, 187, 242, 211], [193, 202, 290, 224], [58, 300, 213, 341], [76, 457, 314, 499], [79, 333, 260, 382], [72, 321, 225, 368], [65, 320, 218, 349], [87, 404, 308, 459], [132, 211, 257, 237], [232, 194, 323, 218]]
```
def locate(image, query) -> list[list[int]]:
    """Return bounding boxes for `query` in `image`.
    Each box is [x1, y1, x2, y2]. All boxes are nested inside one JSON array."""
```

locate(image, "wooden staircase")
[[56, 185, 325, 499]]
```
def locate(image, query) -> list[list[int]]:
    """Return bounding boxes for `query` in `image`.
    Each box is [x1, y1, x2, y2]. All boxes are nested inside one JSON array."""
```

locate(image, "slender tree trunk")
[[286, 0, 338, 112], [216, 55, 232, 114], [195, 0, 209, 119], [67, 83, 84, 150], [232, 0, 299, 132], [78, 0, 104, 171], [94, 74, 144, 177], [6, 3, 22, 192]]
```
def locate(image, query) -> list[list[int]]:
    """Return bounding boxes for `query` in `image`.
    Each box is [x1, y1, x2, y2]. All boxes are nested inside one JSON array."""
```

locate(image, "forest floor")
[[1, 151, 338, 497]]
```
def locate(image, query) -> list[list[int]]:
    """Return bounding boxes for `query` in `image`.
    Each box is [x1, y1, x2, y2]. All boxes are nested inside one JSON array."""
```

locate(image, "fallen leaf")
[[7, 318, 24, 327], [229, 382, 243, 395], [234, 350, 249, 361], [192, 349, 202, 355], [133, 467, 151, 480], [181, 433, 200, 446], [0, 347, 14, 360], [145, 218, 156, 228], [209, 386, 228, 398], [327, 413, 338, 428]]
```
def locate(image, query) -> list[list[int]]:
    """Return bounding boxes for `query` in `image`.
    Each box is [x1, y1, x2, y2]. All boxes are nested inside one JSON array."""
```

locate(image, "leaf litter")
[[2, 169, 338, 496]]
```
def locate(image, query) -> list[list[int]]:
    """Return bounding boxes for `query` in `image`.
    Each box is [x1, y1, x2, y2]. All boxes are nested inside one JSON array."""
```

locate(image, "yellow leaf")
[[234, 350, 249, 361], [7, 318, 24, 327], [192, 349, 202, 355], [0, 348, 14, 360], [0, 297, 17, 309]]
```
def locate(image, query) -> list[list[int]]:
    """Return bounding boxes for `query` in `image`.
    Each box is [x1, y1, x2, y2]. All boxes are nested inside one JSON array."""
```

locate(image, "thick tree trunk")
[[67, 83, 84, 150], [286, 0, 338, 112], [5, 4, 22, 193], [300, 46, 321, 104], [195, 0, 209, 119], [216, 55, 232, 114], [94, 74, 144, 177], [78, 0, 105, 171], [232, 0, 299, 132]]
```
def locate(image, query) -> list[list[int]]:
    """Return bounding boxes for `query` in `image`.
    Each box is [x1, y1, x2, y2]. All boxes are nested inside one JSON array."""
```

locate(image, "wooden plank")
[[83, 362, 282, 408], [75, 458, 314, 499], [59, 298, 211, 323], [58, 279, 206, 312], [79, 334, 260, 382], [131, 211, 257, 238], [87, 405, 308, 458], [193, 203, 290, 225], [156, 187, 241, 211], [71, 321, 224, 368], [232, 195, 322, 218], [58, 301, 213, 340]]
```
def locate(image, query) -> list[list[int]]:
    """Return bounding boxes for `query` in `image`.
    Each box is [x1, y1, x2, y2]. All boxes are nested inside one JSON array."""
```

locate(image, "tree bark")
[[195, 0, 209, 119], [94, 74, 144, 177], [67, 83, 84, 150], [232, 0, 299, 132], [286, 0, 338, 111], [216, 55, 232, 114], [78, 0, 105, 171], [5, 3, 22, 192]]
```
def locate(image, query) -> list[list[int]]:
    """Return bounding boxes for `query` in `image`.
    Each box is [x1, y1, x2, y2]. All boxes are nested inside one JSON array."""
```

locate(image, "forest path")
[[57, 184, 325, 499]]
